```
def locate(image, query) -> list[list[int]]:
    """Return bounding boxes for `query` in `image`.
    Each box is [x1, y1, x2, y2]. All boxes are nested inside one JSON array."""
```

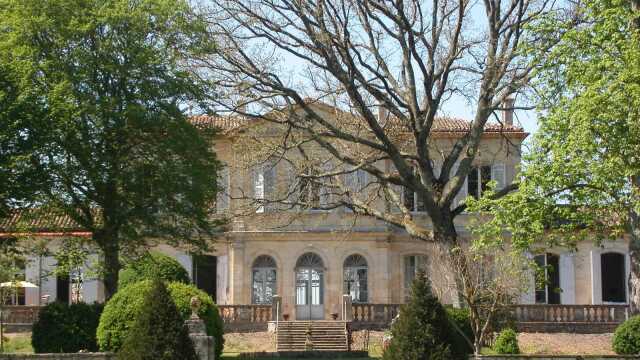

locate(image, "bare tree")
[[199, 0, 561, 299]]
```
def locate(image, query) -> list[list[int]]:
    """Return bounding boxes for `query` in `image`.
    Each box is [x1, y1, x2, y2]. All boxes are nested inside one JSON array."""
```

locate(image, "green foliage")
[[97, 280, 224, 358], [119, 252, 190, 288], [613, 315, 640, 354], [31, 302, 103, 353], [468, 0, 640, 257], [118, 280, 198, 360], [382, 272, 453, 360], [0, 0, 222, 298], [445, 306, 474, 359], [493, 328, 520, 355], [0, 65, 47, 216]]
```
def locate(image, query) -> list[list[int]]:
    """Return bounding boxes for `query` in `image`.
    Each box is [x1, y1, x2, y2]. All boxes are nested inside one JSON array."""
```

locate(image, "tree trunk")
[[432, 215, 464, 305], [94, 230, 120, 300], [629, 175, 640, 313]]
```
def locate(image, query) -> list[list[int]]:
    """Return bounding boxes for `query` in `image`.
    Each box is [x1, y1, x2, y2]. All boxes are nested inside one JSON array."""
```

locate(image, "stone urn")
[[185, 296, 215, 360]]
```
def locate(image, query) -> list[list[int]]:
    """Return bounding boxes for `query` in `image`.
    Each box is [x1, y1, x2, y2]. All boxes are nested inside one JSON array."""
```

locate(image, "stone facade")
[[15, 104, 632, 321]]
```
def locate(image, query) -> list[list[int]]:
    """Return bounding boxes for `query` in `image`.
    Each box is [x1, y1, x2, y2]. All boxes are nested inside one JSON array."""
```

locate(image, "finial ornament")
[[190, 296, 202, 319]]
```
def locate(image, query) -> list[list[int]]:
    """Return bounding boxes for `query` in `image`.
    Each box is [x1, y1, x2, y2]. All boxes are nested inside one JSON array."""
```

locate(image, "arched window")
[[295, 252, 324, 268], [343, 254, 368, 303], [252, 255, 277, 305]]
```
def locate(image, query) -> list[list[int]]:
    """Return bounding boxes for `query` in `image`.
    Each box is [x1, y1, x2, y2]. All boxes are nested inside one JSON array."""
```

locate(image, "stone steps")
[[276, 321, 349, 352]]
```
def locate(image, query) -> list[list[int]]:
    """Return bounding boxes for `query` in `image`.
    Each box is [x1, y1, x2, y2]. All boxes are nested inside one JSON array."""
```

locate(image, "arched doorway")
[[295, 252, 324, 320], [252, 255, 277, 305], [601, 252, 626, 303], [344, 254, 368, 303]]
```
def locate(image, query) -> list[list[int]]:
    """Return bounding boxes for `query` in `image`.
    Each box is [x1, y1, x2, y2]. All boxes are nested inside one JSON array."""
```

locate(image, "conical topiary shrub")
[[117, 279, 198, 360], [382, 270, 453, 360]]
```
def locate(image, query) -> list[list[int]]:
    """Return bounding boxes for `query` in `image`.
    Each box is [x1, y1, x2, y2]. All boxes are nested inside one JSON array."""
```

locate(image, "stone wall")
[[473, 356, 639, 360], [0, 354, 115, 360]]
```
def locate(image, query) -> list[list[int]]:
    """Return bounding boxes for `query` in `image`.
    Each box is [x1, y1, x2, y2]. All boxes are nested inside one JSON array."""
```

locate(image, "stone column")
[[271, 295, 283, 321], [590, 249, 602, 304], [375, 239, 391, 303], [559, 253, 576, 305], [342, 294, 353, 321], [185, 297, 215, 360], [229, 240, 246, 304]]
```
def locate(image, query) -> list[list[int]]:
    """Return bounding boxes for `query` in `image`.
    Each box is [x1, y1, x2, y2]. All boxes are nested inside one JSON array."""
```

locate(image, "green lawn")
[[0, 333, 33, 353], [222, 356, 377, 360]]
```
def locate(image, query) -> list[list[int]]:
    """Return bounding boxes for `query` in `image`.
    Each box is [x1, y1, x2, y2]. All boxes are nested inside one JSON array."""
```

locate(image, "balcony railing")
[[512, 304, 629, 323], [350, 303, 401, 330], [0, 305, 41, 324], [217, 304, 272, 332]]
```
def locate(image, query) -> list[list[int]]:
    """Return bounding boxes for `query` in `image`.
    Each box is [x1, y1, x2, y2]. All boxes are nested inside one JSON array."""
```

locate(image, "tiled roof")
[[188, 109, 525, 136], [0, 209, 89, 236], [430, 117, 524, 133], [189, 115, 247, 132]]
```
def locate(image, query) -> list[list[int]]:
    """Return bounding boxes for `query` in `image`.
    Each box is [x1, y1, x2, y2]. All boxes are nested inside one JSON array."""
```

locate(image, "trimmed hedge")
[[445, 306, 474, 359], [118, 280, 198, 360], [382, 271, 454, 360], [118, 252, 190, 288], [493, 328, 520, 355], [613, 315, 640, 354], [32, 302, 103, 353], [97, 280, 224, 358]]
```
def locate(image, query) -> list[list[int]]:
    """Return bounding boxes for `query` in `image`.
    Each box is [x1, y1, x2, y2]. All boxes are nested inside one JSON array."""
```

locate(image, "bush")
[[613, 315, 640, 354], [118, 280, 198, 360], [97, 280, 224, 358], [118, 252, 190, 288], [32, 302, 103, 353], [382, 271, 454, 360], [445, 306, 474, 359], [493, 328, 520, 354]]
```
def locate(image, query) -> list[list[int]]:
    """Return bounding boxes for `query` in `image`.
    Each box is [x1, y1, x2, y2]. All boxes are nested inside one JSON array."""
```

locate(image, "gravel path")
[[518, 333, 614, 355]]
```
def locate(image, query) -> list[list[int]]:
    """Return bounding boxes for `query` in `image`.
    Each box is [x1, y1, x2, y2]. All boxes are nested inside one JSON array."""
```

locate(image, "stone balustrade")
[[217, 304, 272, 332], [511, 304, 629, 333], [350, 303, 401, 330], [1, 306, 41, 324]]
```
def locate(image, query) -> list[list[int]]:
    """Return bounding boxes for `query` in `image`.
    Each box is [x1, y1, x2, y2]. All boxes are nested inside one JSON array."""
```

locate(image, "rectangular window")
[[253, 161, 277, 213], [404, 255, 428, 301], [535, 253, 561, 304], [467, 165, 496, 199]]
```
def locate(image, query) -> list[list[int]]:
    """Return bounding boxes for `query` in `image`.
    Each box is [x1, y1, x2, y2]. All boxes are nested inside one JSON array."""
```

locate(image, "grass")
[[0, 333, 33, 353], [221, 356, 376, 360]]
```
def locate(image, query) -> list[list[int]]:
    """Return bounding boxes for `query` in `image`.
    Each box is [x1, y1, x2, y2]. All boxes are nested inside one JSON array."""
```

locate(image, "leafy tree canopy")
[[470, 0, 640, 307], [0, 0, 222, 298]]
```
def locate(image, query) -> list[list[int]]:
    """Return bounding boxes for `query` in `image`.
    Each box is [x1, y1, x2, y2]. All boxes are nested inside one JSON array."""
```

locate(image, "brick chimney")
[[502, 98, 515, 126]]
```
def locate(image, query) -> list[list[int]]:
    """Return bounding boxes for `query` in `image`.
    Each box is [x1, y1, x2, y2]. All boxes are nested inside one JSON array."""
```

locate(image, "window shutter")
[[452, 161, 466, 207], [285, 162, 298, 211], [264, 162, 277, 211], [491, 163, 506, 191], [317, 162, 331, 208], [216, 167, 230, 212], [254, 166, 265, 213]]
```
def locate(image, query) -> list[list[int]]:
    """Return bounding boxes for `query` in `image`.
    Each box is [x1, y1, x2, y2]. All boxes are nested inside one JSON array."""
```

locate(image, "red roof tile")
[[189, 110, 525, 136], [189, 115, 247, 132], [0, 209, 88, 235]]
